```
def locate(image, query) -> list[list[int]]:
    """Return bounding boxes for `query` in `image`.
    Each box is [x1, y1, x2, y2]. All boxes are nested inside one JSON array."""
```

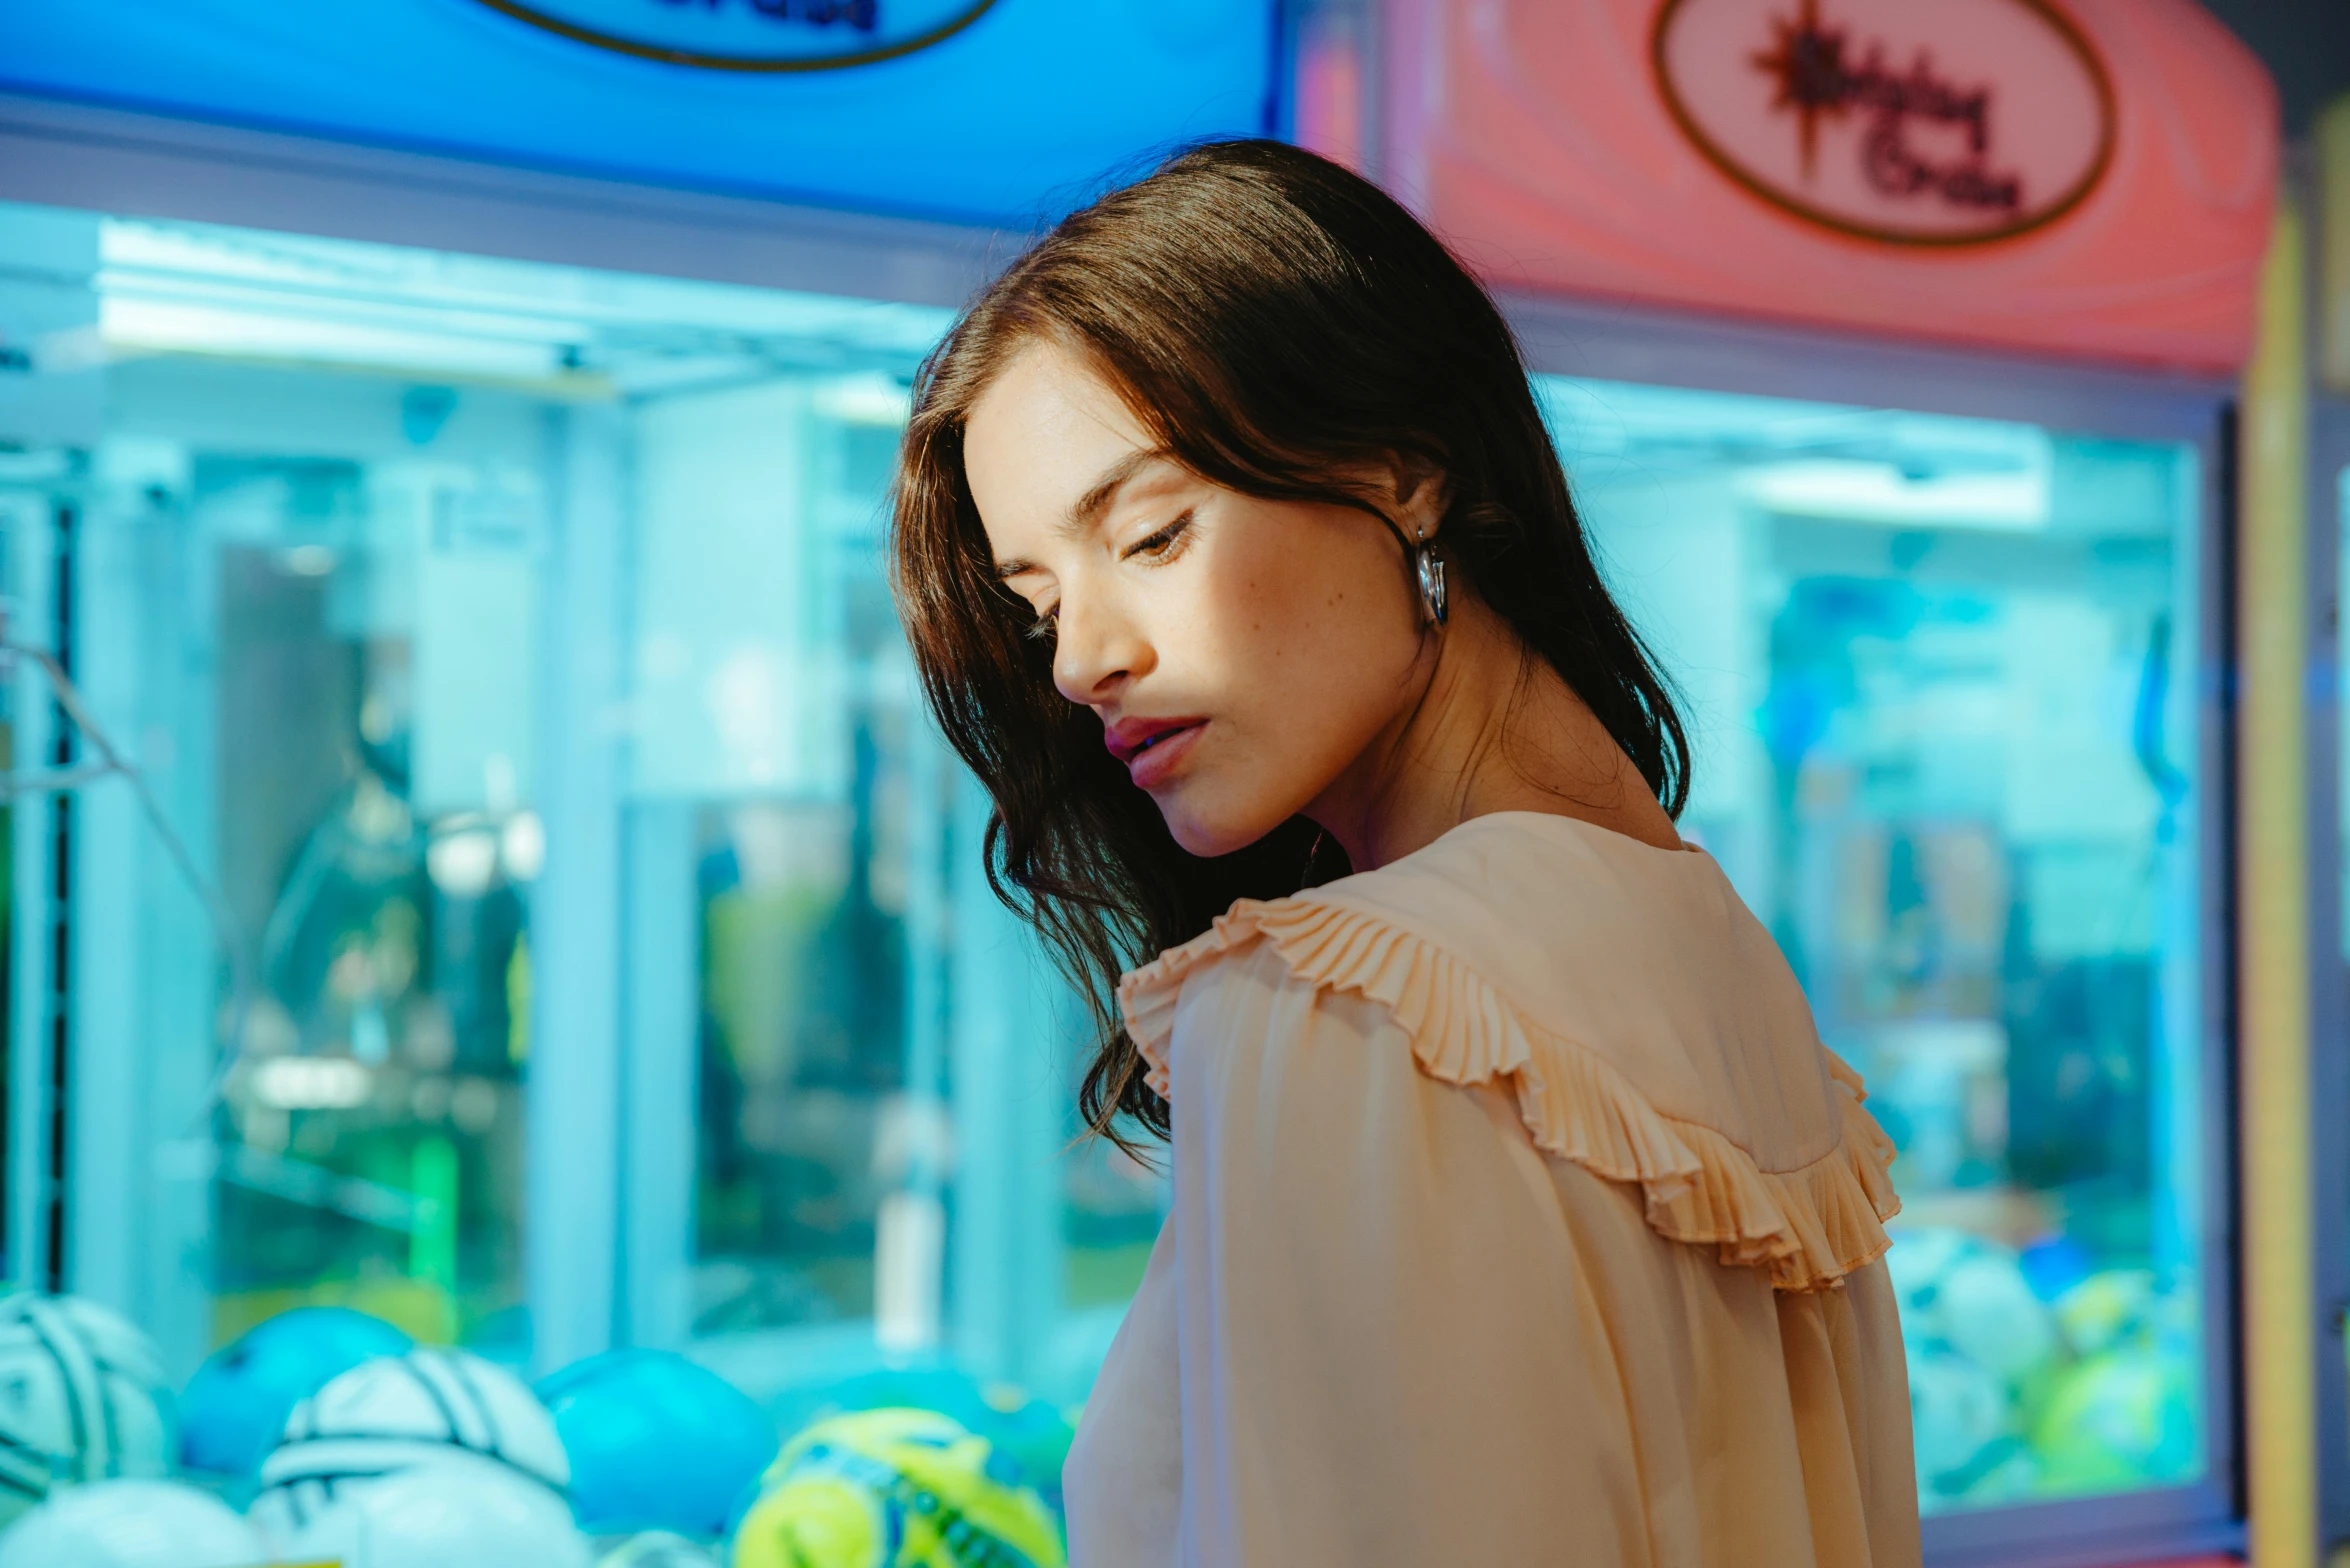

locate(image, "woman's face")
[[965, 340, 1436, 857]]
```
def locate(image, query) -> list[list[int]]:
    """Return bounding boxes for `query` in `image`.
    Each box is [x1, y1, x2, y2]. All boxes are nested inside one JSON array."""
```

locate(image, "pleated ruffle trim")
[[1117, 897, 1902, 1293]]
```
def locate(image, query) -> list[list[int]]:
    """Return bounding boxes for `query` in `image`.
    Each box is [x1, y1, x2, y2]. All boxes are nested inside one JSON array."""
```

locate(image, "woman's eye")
[[1121, 510, 1194, 562], [1024, 609, 1059, 642]]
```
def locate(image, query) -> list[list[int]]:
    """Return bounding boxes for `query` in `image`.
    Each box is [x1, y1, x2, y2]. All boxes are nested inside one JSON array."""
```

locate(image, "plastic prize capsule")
[[249, 1346, 570, 1544], [0, 1290, 174, 1527], [262, 1452, 593, 1568], [538, 1348, 777, 1538], [178, 1306, 414, 1478], [0, 1477, 265, 1568], [733, 1408, 1064, 1568]]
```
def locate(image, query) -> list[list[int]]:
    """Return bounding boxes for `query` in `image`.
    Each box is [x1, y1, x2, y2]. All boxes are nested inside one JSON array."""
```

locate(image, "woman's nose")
[[1052, 593, 1155, 705]]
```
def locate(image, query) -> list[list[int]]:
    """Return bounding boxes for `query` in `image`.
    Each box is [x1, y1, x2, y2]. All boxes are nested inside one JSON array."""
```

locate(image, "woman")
[[893, 140, 1919, 1567]]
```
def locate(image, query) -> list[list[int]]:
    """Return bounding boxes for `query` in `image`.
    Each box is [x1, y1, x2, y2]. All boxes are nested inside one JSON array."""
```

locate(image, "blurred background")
[[0, 1, 2340, 1565]]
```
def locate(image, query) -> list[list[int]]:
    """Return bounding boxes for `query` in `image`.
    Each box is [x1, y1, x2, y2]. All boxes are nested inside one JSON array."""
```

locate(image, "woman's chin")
[[1156, 790, 1293, 862]]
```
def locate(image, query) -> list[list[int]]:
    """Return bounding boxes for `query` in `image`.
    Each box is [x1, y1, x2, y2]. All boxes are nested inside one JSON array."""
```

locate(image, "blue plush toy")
[[538, 1348, 779, 1539], [177, 1305, 412, 1478]]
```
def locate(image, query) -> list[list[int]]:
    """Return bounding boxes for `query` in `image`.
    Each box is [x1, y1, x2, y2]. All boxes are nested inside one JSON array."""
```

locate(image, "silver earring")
[[1414, 538, 1448, 627]]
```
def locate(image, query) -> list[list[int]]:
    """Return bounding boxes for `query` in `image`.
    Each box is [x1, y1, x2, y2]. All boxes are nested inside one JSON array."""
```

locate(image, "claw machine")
[[0, 0, 1281, 1548], [1295, 0, 2297, 1562]]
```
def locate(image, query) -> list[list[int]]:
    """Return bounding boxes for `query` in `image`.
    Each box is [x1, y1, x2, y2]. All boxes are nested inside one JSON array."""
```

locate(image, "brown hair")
[[891, 139, 1687, 1147]]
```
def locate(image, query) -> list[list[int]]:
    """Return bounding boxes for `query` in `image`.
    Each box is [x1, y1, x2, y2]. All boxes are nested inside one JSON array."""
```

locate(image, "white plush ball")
[[265, 1454, 591, 1568], [250, 1347, 568, 1542], [0, 1478, 263, 1568], [599, 1531, 723, 1568], [1884, 1226, 1972, 1319], [1934, 1251, 2058, 1384], [0, 1292, 172, 1526], [1907, 1348, 2008, 1488], [1887, 1228, 2056, 1384]]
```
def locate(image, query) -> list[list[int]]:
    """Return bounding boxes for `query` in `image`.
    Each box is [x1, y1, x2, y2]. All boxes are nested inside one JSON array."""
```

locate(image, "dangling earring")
[[1413, 534, 1449, 628]]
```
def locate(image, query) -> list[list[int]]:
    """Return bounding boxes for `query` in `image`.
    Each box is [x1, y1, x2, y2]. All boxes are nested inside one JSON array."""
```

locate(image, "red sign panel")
[[1381, 0, 2275, 372], [1655, 0, 2115, 245]]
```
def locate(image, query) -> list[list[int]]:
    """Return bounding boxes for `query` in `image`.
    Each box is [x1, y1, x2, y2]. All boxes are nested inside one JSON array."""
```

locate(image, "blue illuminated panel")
[[0, 0, 1277, 224]]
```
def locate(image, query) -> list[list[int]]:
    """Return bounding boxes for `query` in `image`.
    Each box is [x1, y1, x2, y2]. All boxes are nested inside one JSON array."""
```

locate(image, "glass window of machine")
[[1544, 375, 2207, 1513], [0, 198, 2217, 1527], [14, 205, 1128, 1417]]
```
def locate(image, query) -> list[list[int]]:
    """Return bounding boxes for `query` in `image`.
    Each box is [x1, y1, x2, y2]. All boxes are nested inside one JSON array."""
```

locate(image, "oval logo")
[[469, 0, 996, 71], [1652, 0, 2114, 246]]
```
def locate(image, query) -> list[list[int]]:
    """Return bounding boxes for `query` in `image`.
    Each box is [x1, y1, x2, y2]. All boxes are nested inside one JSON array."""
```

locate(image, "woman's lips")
[[1109, 719, 1205, 790]]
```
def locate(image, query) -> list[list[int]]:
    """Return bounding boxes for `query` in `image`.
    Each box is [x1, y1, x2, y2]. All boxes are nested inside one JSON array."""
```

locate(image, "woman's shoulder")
[[1116, 810, 1904, 1292], [1117, 811, 1751, 1087]]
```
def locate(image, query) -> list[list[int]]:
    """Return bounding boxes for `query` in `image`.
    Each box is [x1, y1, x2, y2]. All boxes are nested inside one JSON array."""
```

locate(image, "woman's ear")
[[1391, 451, 1451, 539]]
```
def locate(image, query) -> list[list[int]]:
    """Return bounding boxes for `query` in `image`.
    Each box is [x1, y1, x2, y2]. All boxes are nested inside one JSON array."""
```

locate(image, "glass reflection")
[[205, 451, 540, 1353]]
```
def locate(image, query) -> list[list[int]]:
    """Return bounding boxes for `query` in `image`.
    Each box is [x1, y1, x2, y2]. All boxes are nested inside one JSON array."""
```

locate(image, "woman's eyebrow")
[[1065, 448, 1163, 534], [993, 448, 1175, 581]]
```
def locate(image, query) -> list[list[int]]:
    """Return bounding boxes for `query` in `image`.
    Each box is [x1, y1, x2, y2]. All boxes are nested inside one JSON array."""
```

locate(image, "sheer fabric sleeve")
[[1165, 938, 1656, 1568]]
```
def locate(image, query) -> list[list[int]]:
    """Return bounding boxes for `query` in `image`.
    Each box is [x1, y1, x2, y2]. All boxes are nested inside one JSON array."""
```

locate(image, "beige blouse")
[[1062, 811, 1921, 1568]]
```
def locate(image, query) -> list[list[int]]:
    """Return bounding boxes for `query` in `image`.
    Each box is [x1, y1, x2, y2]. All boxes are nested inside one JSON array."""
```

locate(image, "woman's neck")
[[1305, 593, 1684, 872]]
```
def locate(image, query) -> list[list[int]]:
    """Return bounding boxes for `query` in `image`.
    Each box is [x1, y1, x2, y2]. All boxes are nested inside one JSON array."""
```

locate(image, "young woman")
[[893, 140, 1919, 1568]]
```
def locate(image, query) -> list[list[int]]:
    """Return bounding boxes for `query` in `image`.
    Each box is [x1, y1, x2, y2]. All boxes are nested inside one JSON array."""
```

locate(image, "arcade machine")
[[1312, 0, 2284, 1560]]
